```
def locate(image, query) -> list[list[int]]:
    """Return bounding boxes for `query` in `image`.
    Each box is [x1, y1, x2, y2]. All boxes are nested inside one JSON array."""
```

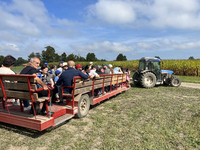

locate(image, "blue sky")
[[0, 0, 200, 61]]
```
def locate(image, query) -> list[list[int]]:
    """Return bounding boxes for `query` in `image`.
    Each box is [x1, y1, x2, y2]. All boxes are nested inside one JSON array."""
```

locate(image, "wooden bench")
[[62, 73, 127, 97], [0, 74, 51, 116]]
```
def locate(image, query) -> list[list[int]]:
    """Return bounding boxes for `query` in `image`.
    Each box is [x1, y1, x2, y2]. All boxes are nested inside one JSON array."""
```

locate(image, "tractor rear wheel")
[[170, 76, 181, 87], [140, 72, 156, 88]]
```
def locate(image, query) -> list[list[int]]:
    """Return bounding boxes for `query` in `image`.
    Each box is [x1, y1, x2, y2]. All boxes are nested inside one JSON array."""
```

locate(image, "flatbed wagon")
[[0, 73, 130, 131]]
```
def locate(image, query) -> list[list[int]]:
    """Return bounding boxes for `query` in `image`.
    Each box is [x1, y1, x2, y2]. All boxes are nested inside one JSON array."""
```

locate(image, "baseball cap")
[[91, 65, 96, 69], [108, 64, 113, 68], [44, 63, 48, 65], [103, 63, 109, 67], [55, 70, 62, 75], [63, 62, 68, 66], [76, 64, 82, 68], [90, 62, 93, 65]]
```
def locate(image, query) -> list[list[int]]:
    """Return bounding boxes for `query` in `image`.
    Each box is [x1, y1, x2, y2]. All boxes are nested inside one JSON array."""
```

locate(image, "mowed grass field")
[[1, 85, 200, 149]]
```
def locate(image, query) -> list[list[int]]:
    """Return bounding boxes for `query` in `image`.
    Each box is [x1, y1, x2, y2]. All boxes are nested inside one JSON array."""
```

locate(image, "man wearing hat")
[[103, 63, 111, 74], [76, 64, 82, 71]]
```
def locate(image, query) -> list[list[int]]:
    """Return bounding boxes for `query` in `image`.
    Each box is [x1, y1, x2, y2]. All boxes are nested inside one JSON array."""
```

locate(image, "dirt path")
[[181, 82, 200, 89]]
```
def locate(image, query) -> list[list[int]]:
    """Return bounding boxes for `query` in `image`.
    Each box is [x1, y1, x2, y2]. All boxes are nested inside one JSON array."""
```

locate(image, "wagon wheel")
[[140, 72, 156, 88], [76, 94, 90, 118], [170, 76, 181, 87]]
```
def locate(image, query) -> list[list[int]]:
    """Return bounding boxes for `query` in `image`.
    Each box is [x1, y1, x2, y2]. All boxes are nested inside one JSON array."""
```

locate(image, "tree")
[[41, 46, 56, 63], [28, 52, 35, 61], [61, 52, 68, 62], [35, 52, 41, 60], [79, 56, 86, 61], [123, 55, 127, 61], [67, 53, 76, 61], [15, 57, 28, 66], [54, 53, 61, 62], [189, 56, 194, 60], [116, 53, 127, 61], [86, 53, 97, 61], [0, 55, 4, 65]]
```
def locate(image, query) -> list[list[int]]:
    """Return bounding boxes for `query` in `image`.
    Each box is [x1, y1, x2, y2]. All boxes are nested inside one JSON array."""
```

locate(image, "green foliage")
[[14, 57, 28, 66], [67, 53, 76, 61], [61, 52, 67, 62], [41, 46, 56, 63], [0, 55, 4, 65], [189, 56, 195, 60], [86, 53, 98, 61], [116, 53, 127, 61], [27, 52, 35, 61]]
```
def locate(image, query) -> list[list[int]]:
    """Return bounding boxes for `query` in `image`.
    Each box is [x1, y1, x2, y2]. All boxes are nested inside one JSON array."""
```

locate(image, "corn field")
[[49, 59, 200, 76]]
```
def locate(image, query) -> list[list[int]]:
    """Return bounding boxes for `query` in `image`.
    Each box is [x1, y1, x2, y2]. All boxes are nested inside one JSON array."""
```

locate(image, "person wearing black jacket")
[[20, 57, 53, 116], [56, 61, 88, 103]]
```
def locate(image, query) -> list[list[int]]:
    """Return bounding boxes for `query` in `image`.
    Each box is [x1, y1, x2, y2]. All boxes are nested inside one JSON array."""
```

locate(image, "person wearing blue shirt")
[[56, 61, 88, 103]]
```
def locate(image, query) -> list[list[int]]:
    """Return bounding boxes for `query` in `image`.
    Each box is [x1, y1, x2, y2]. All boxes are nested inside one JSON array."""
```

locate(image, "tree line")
[[0, 46, 127, 66]]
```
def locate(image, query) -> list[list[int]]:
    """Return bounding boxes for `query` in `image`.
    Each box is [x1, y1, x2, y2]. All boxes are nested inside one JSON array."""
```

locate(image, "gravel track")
[[181, 82, 200, 89]]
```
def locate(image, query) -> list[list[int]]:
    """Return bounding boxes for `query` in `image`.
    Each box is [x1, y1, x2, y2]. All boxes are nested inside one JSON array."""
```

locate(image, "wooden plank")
[[2, 76, 36, 83], [74, 82, 111, 95], [75, 75, 111, 82], [4, 90, 38, 100], [74, 78, 112, 88], [3, 82, 37, 91]]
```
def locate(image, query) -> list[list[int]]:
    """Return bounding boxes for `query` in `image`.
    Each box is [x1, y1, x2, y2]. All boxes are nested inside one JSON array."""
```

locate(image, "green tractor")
[[132, 57, 181, 88]]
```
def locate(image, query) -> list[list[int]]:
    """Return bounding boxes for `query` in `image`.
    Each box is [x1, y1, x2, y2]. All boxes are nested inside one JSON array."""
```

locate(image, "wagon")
[[0, 73, 130, 131]]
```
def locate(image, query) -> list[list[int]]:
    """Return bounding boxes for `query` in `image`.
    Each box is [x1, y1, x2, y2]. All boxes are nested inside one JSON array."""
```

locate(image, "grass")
[[176, 75, 200, 83], [11, 66, 24, 74], [1, 85, 200, 149]]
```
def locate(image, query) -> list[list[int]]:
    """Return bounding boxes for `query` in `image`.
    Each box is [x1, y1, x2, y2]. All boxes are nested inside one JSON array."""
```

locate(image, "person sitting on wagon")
[[76, 64, 82, 71], [113, 67, 123, 74], [0, 55, 20, 105], [96, 65, 104, 75], [103, 63, 111, 74], [38, 65, 54, 90], [20, 57, 53, 116], [89, 65, 99, 77], [62, 62, 68, 72], [55, 61, 88, 103]]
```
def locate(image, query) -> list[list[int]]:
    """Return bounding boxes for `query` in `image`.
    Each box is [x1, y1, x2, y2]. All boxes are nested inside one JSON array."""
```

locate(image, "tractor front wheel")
[[141, 72, 156, 88], [170, 77, 181, 87]]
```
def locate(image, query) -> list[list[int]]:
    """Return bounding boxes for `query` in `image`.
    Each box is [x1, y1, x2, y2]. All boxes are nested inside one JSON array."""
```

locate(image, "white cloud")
[[87, 0, 136, 24], [87, 0, 200, 30], [0, 43, 20, 52], [0, 31, 26, 43], [148, 0, 200, 29], [172, 40, 200, 50], [0, 0, 80, 39], [71, 41, 135, 53]]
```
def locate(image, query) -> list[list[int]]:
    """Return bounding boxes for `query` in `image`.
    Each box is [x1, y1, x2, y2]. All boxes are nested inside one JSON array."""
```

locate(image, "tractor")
[[132, 57, 181, 88]]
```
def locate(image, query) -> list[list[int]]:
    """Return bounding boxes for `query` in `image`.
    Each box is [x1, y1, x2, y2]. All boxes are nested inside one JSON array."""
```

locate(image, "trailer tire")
[[140, 72, 156, 88], [76, 94, 90, 118], [170, 76, 181, 87]]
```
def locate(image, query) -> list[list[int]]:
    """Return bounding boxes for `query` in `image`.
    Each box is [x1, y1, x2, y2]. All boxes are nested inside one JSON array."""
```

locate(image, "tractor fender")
[[161, 70, 173, 75]]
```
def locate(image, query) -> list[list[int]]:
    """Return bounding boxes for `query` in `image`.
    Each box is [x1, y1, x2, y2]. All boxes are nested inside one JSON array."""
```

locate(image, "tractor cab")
[[139, 57, 162, 81]]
